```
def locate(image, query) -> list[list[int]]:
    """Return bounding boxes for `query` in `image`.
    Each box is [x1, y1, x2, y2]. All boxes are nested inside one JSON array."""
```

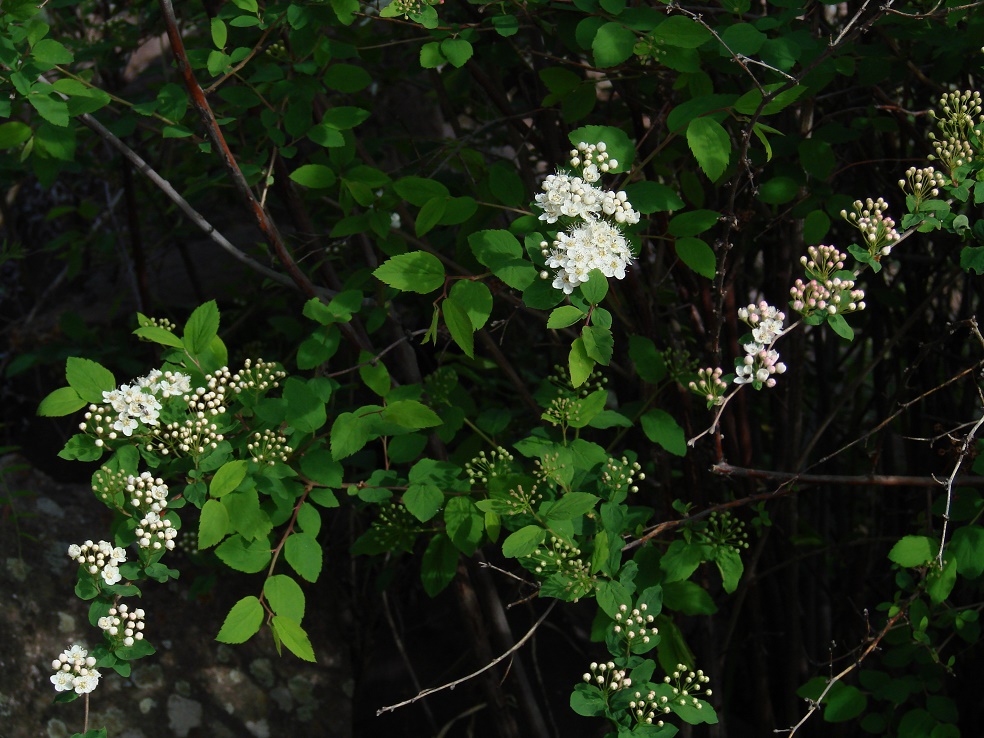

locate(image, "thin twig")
[[376, 600, 556, 715]]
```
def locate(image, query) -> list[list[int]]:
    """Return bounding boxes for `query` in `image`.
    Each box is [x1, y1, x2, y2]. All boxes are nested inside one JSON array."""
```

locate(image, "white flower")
[[50, 671, 75, 692], [101, 565, 122, 586], [73, 671, 101, 694]]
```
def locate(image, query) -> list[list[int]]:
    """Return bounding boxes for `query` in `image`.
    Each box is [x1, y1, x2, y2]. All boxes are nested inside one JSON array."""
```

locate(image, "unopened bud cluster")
[[153, 417, 224, 457], [928, 90, 983, 173], [528, 536, 587, 577], [689, 367, 728, 408], [613, 602, 658, 653], [50, 644, 100, 695], [696, 511, 750, 550], [465, 446, 515, 485], [569, 141, 620, 182], [543, 396, 582, 428], [790, 276, 864, 318], [628, 690, 669, 726], [841, 198, 899, 259], [600, 456, 644, 499], [229, 358, 286, 397], [127, 472, 178, 551], [91, 465, 130, 509], [68, 540, 126, 586], [583, 661, 631, 692], [128, 471, 169, 514], [247, 429, 293, 465], [664, 664, 712, 708], [800, 245, 847, 282], [98, 603, 146, 648], [899, 166, 947, 208]]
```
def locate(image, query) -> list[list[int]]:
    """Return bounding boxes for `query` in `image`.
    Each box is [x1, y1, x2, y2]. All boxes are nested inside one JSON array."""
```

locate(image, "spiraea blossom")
[[50, 644, 101, 695], [841, 198, 899, 260], [68, 539, 127, 586], [81, 369, 192, 444], [535, 141, 641, 294], [735, 302, 787, 389]]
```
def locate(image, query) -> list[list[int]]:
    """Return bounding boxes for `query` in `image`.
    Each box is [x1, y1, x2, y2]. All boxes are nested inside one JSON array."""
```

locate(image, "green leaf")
[[441, 38, 473, 67], [502, 524, 546, 558], [548, 305, 586, 329], [65, 357, 116, 404], [32, 38, 74, 65], [264, 575, 306, 622], [38, 386, 86, 416], [0, 121, 32, 149], [662, 580, 718, 615], [183, 300, 220, 355], [823, 683, 867, 722], [468, 230, 535, 290], [444, 496, 484, 555], [668, 210, 720, 237], [322, 106, 371, 130], [216, 595, 264, 643], [581, 324, 614, 365], [210, 460, 248, 498], [198, 498, 231, 548], [960, 246, 984, 274], [421, 533, 459, 596], [567, 389, 609, 429], [272, 615, 316, 662], [580, 269, 609, 304], [331, 411, 371, 460], [545, 492, 599, 520], [299, 448, 343, 488], [651, 15, 712, 48], [382, 399, 442, 429], [592, 22, 636, 67], [210, 17, 228, 48], [628, 335, 667, 383], [928, 557, 958, 604], [569, 337, 595, 388], [888, 535, 936, 567], [374, 251, 446, 294], [284, 532, 323, 583], [641, 409, 687, 456], [394, 176, 449, 205], [28, 94, 69, 127], [687, 117, 731, 181], [285, 377, 327, 433], [420, 41, 445, 69], [323, 63, 372, 93], [442, 298, 475, 358], [215, 535, 271, 573], [570, 683, 608, 717], [712, 546, 743, 594], [133, 325, 184, 348], [404, 483, 444, 522], [290, 164, 337, 188], [623, 181, 685, 213], [827, 313, 854, 341], [949, 525, 984, 578], [675, 237, 716, 278], [449, 280, 492, 331]]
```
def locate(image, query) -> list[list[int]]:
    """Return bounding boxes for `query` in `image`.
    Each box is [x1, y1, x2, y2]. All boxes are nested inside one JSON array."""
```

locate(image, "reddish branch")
[[157, 0, 317, 299]]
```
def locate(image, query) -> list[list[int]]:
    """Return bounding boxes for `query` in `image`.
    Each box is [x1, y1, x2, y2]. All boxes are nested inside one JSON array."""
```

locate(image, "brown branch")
[[157, 0, 318, 299], [710, 462, 984, 488]]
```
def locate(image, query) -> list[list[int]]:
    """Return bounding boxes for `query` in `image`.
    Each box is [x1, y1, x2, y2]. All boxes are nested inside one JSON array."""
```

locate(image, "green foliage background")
[[4, 0, 984, 735]]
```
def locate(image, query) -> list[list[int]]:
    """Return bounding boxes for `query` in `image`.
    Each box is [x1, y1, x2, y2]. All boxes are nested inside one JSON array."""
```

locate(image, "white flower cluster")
[[613, 602, 657, 649], [583, 661, 631, 692], [136, 510, 177, 551], [841, 197, 899, 259], [98, 603, 146, 647], [128, 472, 169, 514], [68, 540, 126, 586], [534, 142, 641, 295], [735, 302, 787, 389], [82, 370, 192, 443], [50, 644, 101, 695]]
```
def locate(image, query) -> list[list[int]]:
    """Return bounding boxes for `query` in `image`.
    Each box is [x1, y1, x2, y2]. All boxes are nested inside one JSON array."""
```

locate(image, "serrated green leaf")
[[65, 357, 116, 404], [468, 230, 534, 290], [133, 325, 184, 348], [284, 377, 327, 433], [264, 575, 306, 622], [687, 117, 731, 181], [713, 546, 743, 594], [827, 313, 854, 341], [888, 535, 936, 567], [38, 386, 86, 416], [32, 38, 74, 65], [581, 325, 614, 365], [569, 337, 594, 388], [198, 499, 231, 549], [373, 251, 446, 293], [210, 17, 228, 48], [675, 237, 716, 278], [284, 532, 323, 582], [502, 524, 546, 558], [545, 492, 599, 520], [290, 164, 337, 188], [420, 41, 445, 69], [0, 121, 32, 149], [183, 300, 220, 355], [444, 496, 484, 555], [441, 38, 473, 67], [449, 280, 492, 331], [404, 483, 444, 522], [272, 615, 316, 661], [623, 181, 685, 213], [421, 533, 459, 596], [331, 411, 371, 460], [210, 460, 248, 498], [216, 596, 264, 643], [442, 298, 474, 358], [381, 400, 442, 429], [215, 535, 271, 573], [548, 305, 587, 329], [641, 409, 687, 456], [592, 22, 636, 68]]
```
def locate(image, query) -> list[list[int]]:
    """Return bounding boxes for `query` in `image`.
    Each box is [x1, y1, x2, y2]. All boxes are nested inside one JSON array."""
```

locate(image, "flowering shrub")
[[4, 0, 984, 736]]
